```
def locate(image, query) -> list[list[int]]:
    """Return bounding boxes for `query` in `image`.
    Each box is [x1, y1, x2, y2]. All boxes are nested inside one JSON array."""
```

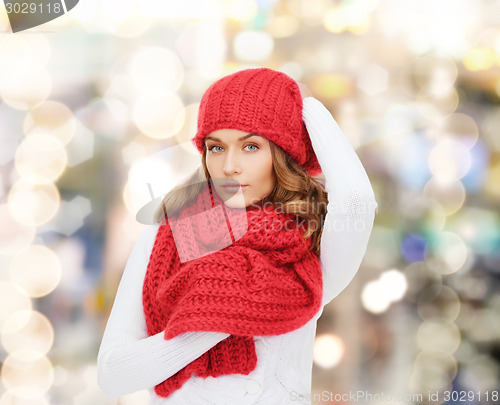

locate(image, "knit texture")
[[142, 182, 323, 398], [192, 68, 322, 176]]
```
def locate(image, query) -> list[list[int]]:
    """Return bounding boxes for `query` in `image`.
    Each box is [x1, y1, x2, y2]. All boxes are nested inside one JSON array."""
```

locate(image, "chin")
[[223, 197, 248, 209]]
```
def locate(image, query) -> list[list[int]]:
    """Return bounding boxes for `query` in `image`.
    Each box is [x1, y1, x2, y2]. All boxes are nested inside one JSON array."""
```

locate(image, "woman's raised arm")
[[302, 97, 378, 306]]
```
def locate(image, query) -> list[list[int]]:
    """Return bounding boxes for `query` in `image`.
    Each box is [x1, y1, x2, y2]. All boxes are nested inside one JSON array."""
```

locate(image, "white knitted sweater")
[[97, 97, 378, 405]]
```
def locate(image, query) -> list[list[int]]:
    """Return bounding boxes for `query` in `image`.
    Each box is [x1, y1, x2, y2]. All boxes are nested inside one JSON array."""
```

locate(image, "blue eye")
[[245, 144, 259, 151], [208, 145, 223, 152]]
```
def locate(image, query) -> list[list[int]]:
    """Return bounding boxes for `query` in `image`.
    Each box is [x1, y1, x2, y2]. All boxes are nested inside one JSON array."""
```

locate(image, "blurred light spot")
[[422, 177, 465, 216], [175, 103, 201, 146], [0, 205, 36, 255], [103, 74, 136, 104], [401, 234, 427, 263], [175, 22, 227, 71], [1, 310, 54, 357], [7, 180, 60, 227], [450, 207, 500, 255], [233, 31, 274, 63], [417, 285, 461, 323], [413, 350, 457, 390], [481, 107, 500, 152], [409, 365, 452, 400], [394, 132, 433, 189], [132, 91, 185, 139], [225, 0, 258, 22], [362, 280, 391, 314], [310, 74, 353, 99], [417, 320, 461, 353], [143, 0, 223, 19], [403, 262, 442, 304], [461, 139, 489, 193], [403, 197, 445, 235], [24, 101, 76, 146], [416, 87, 459, 119], [1, 351, 54, 398], [52, 366, 68, 388], [433, 113, 478, 149], [100, 0, 151, 38], [0, 69, 52, 111], [0, 282, 31, 330], [425, 232, 468, 275], [323, 5, 370, 34], [14, 133, 67, 184], [9, 245, 62, 298], [76, 97, 128, 141], [380, 269, 408, 301], [485, 160, 500, 199], [357, 64, 388, 96], [0, 391, 50, 405], [0, 35, 49, 84], [428, 139, 471, 181], [463, 47, 496, 71], [122, 142, 149, 166], [267, 15, 299, 38], [128, 47, 184, 93], [414, 55, 458, 97], [362, 269, 407, 314], [313, 334, 344, 369]]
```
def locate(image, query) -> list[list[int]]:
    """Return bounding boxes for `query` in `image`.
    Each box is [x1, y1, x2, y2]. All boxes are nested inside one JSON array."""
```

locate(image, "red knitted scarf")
[[142, 183, 323, 397]]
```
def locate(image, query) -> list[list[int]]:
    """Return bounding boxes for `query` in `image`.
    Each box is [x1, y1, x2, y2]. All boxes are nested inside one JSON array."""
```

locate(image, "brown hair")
[[154, 141, 328, 256]]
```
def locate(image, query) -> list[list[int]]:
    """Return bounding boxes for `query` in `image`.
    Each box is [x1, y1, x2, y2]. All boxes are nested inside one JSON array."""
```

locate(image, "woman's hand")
[[297, 82, 313, 99]]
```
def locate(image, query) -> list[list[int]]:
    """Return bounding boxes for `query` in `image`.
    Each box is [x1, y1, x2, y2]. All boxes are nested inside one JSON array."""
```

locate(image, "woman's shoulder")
[[134, 223, 162, 258]]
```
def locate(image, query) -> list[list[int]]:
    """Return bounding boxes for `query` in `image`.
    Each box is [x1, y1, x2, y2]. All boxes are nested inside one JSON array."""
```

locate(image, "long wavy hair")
[[154, 141, 328, 256]]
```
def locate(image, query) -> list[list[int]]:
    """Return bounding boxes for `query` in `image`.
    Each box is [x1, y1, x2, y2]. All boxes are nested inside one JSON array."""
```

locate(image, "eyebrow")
[[205, 133, 261, 143]]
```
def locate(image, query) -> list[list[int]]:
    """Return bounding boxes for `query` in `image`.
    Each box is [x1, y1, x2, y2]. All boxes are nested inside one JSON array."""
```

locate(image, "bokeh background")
[[1, 0, 500, 404]]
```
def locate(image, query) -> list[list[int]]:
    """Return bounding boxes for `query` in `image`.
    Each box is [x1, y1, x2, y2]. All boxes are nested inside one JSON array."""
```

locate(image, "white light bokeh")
[[0, 282, 32, 331], [362, 269, 408, 314], [0, 205, 36, 255], [1, 310, 54, 357], [428, 139, 472, 182], [127, 47, 184, 93], [233, 31, 274, 63], [14, 133, 67, 184], [7, 180, 60, 227], [24, 101, 76, 147], [9, 245, 62, 298], [132, 91, 185, 139], [313, 334, 344, 369], [1, 350, 54, 399], [422, 177, 466, 216]]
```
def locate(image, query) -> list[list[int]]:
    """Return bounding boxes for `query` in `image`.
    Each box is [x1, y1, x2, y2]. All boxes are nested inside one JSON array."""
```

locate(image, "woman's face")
[[204, 129, 275, 208]]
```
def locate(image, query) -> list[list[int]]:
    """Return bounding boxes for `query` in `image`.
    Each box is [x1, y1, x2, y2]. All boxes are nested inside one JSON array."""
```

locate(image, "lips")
[[222, 185, 247, 191]]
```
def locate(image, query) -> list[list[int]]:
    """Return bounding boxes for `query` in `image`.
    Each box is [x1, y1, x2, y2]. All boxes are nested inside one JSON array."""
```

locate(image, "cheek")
[[205, 156, 217, 175], [256, 154, 275, 189]]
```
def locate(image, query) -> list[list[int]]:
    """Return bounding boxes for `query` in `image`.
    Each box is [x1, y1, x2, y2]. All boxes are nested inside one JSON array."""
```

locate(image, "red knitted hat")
[[192, 68, 322, 176]]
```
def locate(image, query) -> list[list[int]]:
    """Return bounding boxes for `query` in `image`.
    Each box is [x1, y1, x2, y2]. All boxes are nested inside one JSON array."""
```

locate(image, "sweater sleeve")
[[97, 224, 230, 398], [302, 97, 378, 306]]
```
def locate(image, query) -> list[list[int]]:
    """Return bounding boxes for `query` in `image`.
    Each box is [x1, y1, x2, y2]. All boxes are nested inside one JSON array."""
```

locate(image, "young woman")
[[97, 68, 377, 404]]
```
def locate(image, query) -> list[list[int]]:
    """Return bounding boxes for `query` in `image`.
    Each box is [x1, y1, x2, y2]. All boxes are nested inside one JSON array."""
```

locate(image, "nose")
[[222, 148, 242, 176]]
